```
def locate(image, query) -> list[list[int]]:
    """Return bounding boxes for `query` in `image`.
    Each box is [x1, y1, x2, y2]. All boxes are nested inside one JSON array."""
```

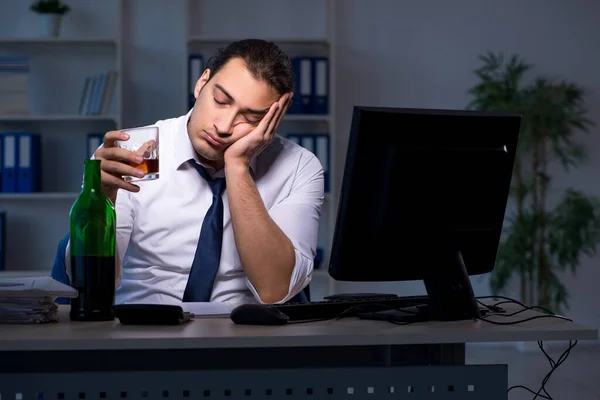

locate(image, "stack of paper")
[[0, 276, 78, 324]]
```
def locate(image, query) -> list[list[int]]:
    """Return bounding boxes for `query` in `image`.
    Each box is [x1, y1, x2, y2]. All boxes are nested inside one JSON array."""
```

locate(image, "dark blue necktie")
[[182, 161, 226, 302]]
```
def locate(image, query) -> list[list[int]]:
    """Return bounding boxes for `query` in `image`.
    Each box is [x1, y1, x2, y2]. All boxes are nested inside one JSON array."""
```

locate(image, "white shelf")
[[0, 192, 79, 200], [283, 114, 330, 123], [0, 270, 51, 277], [188, 36, 330, 46], [0, 0, 124, 275], [0, 37, 118, 45], [0, 114, 119, 123]]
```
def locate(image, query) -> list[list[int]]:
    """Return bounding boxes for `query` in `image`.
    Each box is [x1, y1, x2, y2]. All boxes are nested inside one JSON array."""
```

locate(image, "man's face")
[[187, 57, 280, 169]]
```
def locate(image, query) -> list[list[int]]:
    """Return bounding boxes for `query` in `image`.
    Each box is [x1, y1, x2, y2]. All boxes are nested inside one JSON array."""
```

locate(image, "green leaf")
[[468, 52, 598, 314], [547, 189, 600, 274]]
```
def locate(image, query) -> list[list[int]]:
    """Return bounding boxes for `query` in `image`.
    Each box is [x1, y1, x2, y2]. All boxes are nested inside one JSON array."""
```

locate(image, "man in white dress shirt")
[[60, 39, 324, 306]]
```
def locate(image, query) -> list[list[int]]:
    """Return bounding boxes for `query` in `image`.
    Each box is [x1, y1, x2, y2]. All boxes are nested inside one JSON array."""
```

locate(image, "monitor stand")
[[358, 249, 482, 323]]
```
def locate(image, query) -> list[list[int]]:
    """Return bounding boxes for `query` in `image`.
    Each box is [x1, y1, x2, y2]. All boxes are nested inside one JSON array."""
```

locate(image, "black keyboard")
[[266, 294, 429, 321]]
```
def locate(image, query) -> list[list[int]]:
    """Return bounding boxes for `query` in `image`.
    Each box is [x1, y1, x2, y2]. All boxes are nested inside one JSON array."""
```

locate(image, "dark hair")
[[206, 39, 294, 96]]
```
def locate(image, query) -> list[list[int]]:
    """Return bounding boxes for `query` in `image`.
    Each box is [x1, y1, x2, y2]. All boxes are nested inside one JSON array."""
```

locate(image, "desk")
[[0, 304, 596, 400]]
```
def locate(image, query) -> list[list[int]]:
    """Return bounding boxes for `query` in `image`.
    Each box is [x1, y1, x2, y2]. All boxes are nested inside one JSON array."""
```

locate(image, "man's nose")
[[214, 110, 235, 135]]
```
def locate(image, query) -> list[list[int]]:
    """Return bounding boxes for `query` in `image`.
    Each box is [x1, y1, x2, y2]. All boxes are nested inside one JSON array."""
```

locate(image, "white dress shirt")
[[67, 110, 324, 306]]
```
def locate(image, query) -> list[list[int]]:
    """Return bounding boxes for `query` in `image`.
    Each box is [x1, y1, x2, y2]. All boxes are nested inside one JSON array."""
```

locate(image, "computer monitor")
[[328, 106, 521, 322]]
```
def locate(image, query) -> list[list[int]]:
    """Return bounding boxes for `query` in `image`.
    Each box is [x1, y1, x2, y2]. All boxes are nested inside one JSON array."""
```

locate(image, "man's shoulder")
[[264, 134, 319, 163], [257, 134, 324, 178], [274, 134, 317, 156]]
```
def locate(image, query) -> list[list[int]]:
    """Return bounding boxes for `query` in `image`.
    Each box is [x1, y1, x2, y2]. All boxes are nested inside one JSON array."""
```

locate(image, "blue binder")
[[16, 132, 42, 193], [1, 132, 18, 192], [0, 210, 5, 271], [286, 133, 330, 193], [311, 57, 329, 114], [289, 56, 313, 114], [314, 133, 330, 192], [289, 57, 302, 114]]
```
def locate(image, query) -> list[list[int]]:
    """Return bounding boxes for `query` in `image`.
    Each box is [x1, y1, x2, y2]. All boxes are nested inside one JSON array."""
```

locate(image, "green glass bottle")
[[69, 159, 117, 321]]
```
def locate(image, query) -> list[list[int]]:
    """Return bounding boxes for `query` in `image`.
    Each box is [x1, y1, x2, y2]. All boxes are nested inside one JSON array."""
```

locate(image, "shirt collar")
[[173, 108, 258, 178]]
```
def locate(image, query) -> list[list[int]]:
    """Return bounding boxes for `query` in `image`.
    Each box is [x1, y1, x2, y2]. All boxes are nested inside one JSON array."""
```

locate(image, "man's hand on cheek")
[[224, 92, 293, 169]]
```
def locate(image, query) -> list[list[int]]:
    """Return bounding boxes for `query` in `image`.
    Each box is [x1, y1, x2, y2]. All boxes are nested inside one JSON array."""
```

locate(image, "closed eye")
[[214, 98, 227, 105], [245, 116, 262, 125]]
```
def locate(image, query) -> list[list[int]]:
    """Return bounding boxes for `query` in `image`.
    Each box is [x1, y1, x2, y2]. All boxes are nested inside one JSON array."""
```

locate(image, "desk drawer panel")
[[0, 365, 506, 400]]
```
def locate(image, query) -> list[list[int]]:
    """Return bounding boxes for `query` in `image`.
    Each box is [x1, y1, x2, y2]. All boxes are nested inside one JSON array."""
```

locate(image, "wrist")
[[224, 158, 250, 174]]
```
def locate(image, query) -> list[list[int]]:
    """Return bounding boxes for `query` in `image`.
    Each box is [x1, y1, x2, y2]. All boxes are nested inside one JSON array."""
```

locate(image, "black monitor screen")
[[329, 106, 521, 284]]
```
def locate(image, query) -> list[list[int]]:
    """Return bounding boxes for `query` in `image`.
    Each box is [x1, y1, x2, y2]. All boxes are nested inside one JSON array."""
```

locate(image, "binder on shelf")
[[1, 132, 17, 192], [87, 132, 103, 159], [78, 71, 118, 116], [289, 57, 312, 114], [300, 134, 315, 154], [314, 247, 324, 269], [286, 133, 300, 145], [100, 71, 118, 115], [89, 74, 106, 115], [0, 56, 30, 116], [314, 133, 330, 192], [78, 77, 92, 115], [16, 132, 41, 193], [285, 133, 330, 193], [311, 57, 329, 114], [188, 54, 204, 110], [0, 210, 5, 271]]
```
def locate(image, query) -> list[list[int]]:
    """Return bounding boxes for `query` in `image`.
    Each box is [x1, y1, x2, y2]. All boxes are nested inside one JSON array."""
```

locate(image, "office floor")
[[466, 343, 600, 399]]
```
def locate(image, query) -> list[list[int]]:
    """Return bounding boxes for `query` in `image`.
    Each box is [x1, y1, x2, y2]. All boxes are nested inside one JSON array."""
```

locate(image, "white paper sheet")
[[0, 276, 78, 298], [181, 301, 234, 318]]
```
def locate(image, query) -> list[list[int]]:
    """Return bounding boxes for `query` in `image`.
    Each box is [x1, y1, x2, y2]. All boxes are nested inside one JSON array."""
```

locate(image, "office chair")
[[50, 233, 311, 304]]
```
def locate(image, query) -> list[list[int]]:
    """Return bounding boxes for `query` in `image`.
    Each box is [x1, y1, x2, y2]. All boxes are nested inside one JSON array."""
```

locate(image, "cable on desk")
[[475, 295, 578, 400], [477, 295, 556, 315]]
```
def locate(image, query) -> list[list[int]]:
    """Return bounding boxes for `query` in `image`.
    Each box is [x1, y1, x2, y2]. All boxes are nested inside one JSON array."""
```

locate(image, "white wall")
[[121, 0, 187, 129]]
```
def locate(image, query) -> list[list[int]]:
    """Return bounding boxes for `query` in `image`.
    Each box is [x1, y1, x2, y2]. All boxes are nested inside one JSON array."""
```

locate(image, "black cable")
[[476, 295, 555, 315], [507, 385, 551, 399], [478, 313, 572, 325], [529, 340, 577, 399], [475, 295, 577, 399], [477, 299, 561, 319]]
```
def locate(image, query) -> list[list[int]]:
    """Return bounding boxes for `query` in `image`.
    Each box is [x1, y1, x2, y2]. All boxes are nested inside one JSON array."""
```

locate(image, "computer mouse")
[[230, 303, 290, 325]]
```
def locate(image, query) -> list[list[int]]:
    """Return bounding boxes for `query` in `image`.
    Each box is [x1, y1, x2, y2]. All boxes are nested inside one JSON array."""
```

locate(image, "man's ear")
[[193, 68, 211, 99]]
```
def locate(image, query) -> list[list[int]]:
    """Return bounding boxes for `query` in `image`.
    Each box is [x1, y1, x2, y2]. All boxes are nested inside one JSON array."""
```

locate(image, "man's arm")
[[226, 153, 324, 304]]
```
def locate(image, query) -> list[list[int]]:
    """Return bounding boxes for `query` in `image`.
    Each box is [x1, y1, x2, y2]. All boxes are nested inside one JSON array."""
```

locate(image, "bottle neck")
[[82, 159, 102, 192]]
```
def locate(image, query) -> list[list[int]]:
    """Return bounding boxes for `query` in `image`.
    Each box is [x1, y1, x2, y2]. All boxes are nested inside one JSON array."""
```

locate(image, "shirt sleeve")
[[245, 150, 325, 304], [114, 189, 135, 286]]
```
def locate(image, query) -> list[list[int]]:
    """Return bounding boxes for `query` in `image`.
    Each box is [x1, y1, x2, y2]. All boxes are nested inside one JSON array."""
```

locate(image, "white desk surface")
[[0, 304, 596, 351]]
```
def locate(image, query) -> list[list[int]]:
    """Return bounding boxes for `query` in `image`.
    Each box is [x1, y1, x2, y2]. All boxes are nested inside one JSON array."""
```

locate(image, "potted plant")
[[30, 0, 71, 37], [467, 52, 600, 314]]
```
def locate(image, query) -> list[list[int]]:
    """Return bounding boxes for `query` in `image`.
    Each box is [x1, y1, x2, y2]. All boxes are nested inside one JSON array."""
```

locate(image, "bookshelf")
[[0, 0, 123, 273], [185, 0, 337, 300], [0, 115, 119, 123]]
